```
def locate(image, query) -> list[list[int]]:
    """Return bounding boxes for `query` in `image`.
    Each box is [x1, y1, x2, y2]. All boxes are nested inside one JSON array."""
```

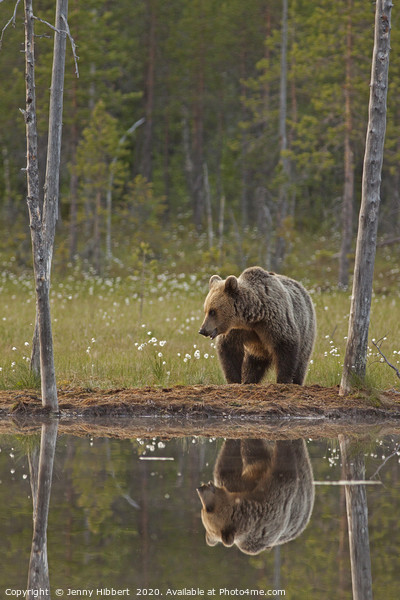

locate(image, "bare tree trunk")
[[2, 146, 13, 222], [93, 190, 101, 275], [140, 0, 156, 181], [273, 0, 289, 271], [27, 421, 58, 595], [338, 436, 373, 600], [340, 0, 392, 395], [240, 49, 249, 230], [203, 163, 213, 249], [218, 194, 225, 268], [25, 0, 68, 410], [338, 0, 355, 289], [69, 79, 79, 262]]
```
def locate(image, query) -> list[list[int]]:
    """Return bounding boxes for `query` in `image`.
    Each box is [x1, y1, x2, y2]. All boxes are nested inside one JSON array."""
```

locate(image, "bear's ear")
[[224, 275, 238, 294], [209, 274, 222, 289], [205, 532, 219, 547]]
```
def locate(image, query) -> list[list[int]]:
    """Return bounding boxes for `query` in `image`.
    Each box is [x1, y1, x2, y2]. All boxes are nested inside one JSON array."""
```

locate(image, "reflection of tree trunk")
[[27, 421, 58, 593], [338, 460, 350, 599], [338, 1, 354, 289], [139, 461, 149, 587], [339, 436, 373, 600]]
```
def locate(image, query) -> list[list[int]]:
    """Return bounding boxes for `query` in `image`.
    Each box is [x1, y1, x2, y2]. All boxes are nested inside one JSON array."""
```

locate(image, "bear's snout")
[[199, 325, 218, 339]]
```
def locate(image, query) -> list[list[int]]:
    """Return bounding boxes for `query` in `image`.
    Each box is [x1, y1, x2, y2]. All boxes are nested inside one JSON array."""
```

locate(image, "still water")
[[0, 425, 399, 599]]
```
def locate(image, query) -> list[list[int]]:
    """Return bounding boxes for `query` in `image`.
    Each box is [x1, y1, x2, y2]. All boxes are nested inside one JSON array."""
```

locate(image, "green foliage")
[[0, 0, 397, 273]]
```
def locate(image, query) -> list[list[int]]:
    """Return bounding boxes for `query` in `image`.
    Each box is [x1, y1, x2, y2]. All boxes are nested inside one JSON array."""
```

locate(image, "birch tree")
[[340, 0, 392, 395], [24, 0, 70, 410]]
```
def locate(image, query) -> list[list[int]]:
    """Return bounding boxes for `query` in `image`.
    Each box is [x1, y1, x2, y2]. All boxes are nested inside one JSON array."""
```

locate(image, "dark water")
[[0, 426, 399, 599]]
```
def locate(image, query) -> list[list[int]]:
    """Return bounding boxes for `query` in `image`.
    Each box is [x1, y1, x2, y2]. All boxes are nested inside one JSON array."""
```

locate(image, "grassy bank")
[[1, 265, 399, 392]]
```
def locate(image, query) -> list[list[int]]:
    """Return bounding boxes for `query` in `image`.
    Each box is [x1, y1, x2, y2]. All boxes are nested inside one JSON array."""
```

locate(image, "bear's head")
[[199, 274, 239, 339], [197, 481, 237, 547]]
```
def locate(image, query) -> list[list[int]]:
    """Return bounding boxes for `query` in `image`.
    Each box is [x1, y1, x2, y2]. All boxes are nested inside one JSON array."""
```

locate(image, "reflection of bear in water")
[[197, 439, 314, 555]]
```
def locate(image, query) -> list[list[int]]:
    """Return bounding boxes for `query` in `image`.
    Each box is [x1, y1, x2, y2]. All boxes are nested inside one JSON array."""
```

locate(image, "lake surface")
[[0, 427, 399, 599]]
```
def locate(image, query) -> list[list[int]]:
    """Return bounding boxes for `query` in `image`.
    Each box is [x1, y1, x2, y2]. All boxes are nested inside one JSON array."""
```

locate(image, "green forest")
[[1, 0, 399, 283]]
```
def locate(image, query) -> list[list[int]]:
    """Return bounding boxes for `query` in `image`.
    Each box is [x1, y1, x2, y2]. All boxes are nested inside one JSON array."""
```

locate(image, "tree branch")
[[372, 336, 400, 380], [370, 443, 400, 480], [0, 0, 21, 50], [32, 13, 79, 78], [61, 13, 79, 77]]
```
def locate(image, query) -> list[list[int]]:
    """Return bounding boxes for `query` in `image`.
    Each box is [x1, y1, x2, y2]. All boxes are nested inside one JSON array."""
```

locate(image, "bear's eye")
[[209, 309, 216, 317]]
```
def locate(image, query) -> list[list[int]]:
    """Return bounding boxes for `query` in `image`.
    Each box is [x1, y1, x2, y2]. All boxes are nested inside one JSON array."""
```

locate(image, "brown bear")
[[199, 266, 316, 384], [197, 438, 315, 555]]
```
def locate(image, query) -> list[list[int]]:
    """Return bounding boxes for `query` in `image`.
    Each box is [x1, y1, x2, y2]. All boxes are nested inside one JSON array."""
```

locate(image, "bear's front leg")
[[275, 345, 300, 384], [242, 353, 272, 384], [216, 330, 245, 383]]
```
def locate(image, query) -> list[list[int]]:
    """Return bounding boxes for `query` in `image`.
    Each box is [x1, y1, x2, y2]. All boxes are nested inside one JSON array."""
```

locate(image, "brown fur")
[[197, 439, 315, 555], [199, 266, 316, 384]]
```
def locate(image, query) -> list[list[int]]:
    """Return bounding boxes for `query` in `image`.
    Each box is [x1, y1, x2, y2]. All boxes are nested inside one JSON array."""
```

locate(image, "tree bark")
[[140, 0, 156, 182], [338, 436, 373, 600], [273, 0, 289, 271], [203, 163, 213, 249], [25, 0, 68, 410], [338, 0, 354, 289], [340, 0, 392, 395]]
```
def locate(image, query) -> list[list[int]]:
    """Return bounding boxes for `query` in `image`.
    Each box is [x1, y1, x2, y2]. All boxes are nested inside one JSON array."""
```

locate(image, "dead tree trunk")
[[338, 0, 355, 290], [340, 0, 392, 395], [140, 0, 156, 182], [25, 0, 69, 410], [203, 163, 213, 249], [273, 0, 289, 271]]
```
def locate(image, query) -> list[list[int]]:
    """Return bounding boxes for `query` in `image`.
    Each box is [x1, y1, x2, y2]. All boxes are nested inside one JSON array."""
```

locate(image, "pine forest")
[[0, 0, 399, 284]]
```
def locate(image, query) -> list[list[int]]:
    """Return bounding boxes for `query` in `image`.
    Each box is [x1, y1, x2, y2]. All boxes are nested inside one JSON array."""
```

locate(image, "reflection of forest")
[[0, 435, 399, 598]]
